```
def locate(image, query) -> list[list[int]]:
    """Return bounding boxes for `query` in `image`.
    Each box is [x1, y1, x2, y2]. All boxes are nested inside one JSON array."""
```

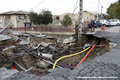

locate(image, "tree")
[[61, 15, 72, 26], [29, 10, 53, 25], [29, 12, 38, 25], [56, 16, 59, 20], [107, 0, 120, 19], [42, 10, 53, 25], [116, 1, 120, 19]]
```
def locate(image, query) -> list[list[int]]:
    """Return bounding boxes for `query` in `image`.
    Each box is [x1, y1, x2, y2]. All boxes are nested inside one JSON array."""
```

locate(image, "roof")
[[0, 10, 30, 15]]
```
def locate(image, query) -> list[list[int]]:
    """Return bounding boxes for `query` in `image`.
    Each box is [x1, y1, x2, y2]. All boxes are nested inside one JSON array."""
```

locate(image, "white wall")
[[0, 19, 4, 28]]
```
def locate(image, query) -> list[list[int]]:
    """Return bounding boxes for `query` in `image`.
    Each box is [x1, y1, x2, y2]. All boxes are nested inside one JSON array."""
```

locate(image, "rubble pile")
[[0, 31, 112, 79]]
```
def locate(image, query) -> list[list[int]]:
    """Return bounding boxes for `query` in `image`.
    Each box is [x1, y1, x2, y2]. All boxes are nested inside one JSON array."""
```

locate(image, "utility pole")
[[77, 0, 83, 40], [97, 0, 99, 21], [101, 6, 103, 19]]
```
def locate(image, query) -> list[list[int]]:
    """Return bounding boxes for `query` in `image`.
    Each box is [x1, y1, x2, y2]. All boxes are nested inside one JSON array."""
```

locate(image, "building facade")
[[53, 11, 97, 27], [0, 10, 30, 28]]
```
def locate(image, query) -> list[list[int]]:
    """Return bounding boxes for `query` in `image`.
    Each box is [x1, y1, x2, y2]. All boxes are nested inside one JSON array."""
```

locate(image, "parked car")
[[88, 21, 102, 28], [109, 19, 120, 26], [99, 19, 110, 27], [94, 21, 103, 27]]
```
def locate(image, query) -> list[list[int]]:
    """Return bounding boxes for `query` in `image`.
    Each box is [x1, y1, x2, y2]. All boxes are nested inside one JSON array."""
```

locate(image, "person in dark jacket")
[[90, 20, 95, 32]]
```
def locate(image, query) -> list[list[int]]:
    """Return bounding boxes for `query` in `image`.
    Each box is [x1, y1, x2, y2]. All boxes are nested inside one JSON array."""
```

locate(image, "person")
[[90, 20, 95, 32]]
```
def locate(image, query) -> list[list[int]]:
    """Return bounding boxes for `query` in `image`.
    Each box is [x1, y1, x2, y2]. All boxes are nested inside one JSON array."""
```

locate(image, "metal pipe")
[[0, 51, 33, 72], [0, 18, 16, 34], [13, 61, 33, 72], [19, 45, 74, 69]]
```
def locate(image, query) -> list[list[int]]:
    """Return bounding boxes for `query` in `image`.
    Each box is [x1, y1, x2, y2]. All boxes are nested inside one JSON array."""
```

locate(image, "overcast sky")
[[0, 0, 118, 15]]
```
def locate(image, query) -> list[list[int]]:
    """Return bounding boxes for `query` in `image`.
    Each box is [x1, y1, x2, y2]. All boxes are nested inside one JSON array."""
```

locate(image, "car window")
[[109, 20, 113, 22], [100, 20, 104, 22], [114, 20, 117, 22], [100, 20, 105, 22]]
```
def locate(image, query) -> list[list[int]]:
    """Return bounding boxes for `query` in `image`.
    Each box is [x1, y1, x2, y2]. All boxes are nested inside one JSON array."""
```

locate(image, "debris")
[[2, 46, 16, 57], [109, 42, 117, 50], [2, 46, 15, 52], [41, 53, 53, 60], [0, 34, 12, 41], [12, 32, 22, 36], [83, 44, 91, 49], [63, 37, 75, 44], [34, 42, 56, 56], [0, 29, 115, 78], [20, 39, 30, 45], [35, 60, 50, 69], [36, 32, 46, 37]]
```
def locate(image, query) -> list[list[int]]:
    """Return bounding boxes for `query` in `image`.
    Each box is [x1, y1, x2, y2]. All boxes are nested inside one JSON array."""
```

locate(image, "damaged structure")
[[0, 20, 120, 80]]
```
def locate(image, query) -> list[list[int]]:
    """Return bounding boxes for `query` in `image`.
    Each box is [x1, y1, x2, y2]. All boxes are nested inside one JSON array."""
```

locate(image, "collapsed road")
[[0, 27, 120, 80]]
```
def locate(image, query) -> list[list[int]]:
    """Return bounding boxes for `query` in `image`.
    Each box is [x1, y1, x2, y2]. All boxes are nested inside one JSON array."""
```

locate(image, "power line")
[[73, 0, 79, 14], [32, 0, 46, 9]]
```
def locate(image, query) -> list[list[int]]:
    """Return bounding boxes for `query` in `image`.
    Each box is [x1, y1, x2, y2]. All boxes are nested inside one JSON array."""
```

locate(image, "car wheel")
[[102, 24, 106, 27], [117, 23, 120, 26]]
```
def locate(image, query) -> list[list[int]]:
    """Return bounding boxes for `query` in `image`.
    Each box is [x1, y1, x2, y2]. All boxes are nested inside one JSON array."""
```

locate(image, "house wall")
[[4, 15, 11, 26], [0, 19, 3, 28], [10, 15, 17, 28], [0, 14, 30, 29], [83, 11, 96, 21], [0, 15, 10, 28], [17, 15, 25, 28], [53, 11, 96, 27]]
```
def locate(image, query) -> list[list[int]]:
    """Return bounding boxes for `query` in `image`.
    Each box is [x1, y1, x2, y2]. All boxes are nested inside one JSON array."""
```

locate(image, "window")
[[86, 16, 89, 20]]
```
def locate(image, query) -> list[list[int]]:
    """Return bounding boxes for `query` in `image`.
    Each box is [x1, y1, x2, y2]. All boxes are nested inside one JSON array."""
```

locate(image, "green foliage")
[[29, 12, 38, 25], [29, 10, 53, 25], [107, 0, 120, 19], [41, 10, 53, 25], [56, 16, 59, 20], [61, 15, 72, 26]]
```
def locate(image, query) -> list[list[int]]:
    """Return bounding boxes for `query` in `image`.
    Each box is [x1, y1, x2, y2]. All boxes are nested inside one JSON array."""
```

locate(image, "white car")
[[99, 19, 110, 27], [109, 19, 120, 26]]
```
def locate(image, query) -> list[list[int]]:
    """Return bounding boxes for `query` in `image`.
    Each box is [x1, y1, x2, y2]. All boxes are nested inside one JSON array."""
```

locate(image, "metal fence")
[[13, 25, 75, 32]]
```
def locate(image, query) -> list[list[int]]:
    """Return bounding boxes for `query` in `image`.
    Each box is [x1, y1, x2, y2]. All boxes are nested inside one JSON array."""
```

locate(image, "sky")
[[0, 0, 118, 15]]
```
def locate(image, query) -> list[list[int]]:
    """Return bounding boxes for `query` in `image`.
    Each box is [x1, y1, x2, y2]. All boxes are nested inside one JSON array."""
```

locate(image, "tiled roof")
[[0, 10, 30, 15]]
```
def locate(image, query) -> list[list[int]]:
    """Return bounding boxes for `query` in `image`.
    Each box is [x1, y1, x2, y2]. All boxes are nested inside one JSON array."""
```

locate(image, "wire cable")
[[53, 47, 90, 68], [32, 0, 46, 9], [73, 0, 79, 14]]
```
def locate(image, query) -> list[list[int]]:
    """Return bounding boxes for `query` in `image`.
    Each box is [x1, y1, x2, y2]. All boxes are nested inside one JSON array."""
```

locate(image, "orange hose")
[[74, 45, 96, 69]]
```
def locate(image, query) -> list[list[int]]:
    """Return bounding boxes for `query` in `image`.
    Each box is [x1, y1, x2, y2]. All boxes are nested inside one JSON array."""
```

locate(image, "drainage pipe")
[[74, 45, 96, 69]]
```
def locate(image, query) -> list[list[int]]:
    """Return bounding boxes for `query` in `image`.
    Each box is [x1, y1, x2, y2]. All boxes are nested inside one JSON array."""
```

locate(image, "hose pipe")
[[53, 47, 90, 68]]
